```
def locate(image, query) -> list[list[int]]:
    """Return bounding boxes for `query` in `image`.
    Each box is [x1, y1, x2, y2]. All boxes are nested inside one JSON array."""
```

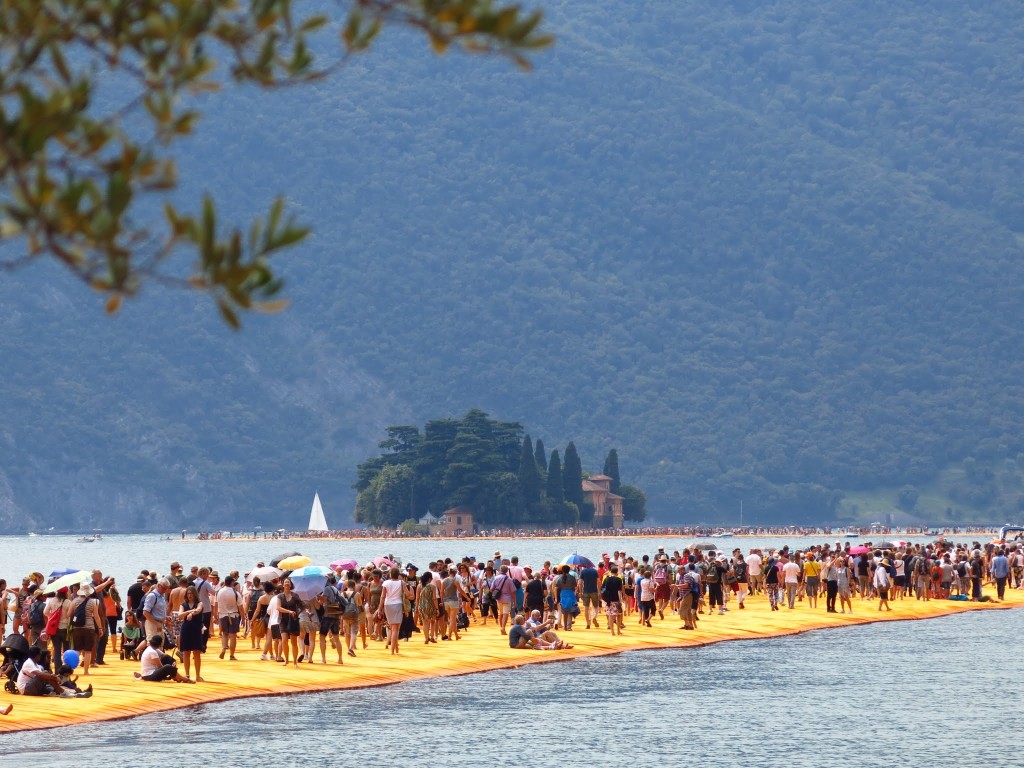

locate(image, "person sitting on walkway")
[[133, 634, 194, 683], [17, 646, 92, 698], [509, 613, 572, 650]]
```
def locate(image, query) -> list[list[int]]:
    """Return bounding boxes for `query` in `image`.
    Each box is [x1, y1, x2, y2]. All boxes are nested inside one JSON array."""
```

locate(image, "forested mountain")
[[1, 0, 1023, 530]]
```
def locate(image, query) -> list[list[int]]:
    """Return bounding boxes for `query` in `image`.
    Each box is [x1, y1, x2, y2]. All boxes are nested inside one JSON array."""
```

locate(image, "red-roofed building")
[[438, 506, 477, 537], [583, 474, 624, 529]]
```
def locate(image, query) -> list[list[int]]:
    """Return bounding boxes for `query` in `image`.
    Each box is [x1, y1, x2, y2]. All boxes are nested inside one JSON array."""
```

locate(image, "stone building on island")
[[583, 474, 624, 529]]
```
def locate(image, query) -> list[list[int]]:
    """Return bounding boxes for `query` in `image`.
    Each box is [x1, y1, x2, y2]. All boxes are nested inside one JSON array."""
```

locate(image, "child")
[[120, 612, 142, 661], [57, 663, 82, 692]]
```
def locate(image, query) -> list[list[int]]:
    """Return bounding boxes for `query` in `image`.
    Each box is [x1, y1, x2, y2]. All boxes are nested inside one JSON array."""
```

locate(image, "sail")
[[308, 492, 329, 531]]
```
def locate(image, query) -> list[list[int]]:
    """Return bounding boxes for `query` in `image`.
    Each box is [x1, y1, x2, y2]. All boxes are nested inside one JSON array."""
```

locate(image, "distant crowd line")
[[189, 525, 998, 541]]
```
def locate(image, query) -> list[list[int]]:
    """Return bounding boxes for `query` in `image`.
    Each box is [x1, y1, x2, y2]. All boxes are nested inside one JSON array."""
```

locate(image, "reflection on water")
[[1, 608, 1019, 767]]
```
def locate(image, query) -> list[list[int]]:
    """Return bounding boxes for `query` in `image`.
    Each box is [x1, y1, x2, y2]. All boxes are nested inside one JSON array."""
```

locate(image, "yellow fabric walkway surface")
[[3, 585, 1021, 733]]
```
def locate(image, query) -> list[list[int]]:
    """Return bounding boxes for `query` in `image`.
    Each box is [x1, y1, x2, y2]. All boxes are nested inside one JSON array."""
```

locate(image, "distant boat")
[[834, 530, 858, 538], [711, 531, 734, 538], [308, 492, 329, 532], [78, 536, 96, 543], [27, 532, 38, 537]]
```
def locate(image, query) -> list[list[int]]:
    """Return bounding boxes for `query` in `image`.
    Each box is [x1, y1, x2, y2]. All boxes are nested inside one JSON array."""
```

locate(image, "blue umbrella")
[[559, 553, 595, 569], [288, 567, 329, 601], [48, 568, 80, 579], [289, 565, 332, 578]]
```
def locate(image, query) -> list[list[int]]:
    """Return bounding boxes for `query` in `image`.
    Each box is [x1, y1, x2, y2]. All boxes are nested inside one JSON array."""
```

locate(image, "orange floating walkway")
[[3, 585, 1021, 733]]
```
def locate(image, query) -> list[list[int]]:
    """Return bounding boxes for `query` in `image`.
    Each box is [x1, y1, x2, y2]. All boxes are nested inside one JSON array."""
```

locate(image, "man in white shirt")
[[781, 555, 802, 608], [745, 550, 763, 594], [17, 646, 92, 697], [216, 576, 242, 660], [134, 634, 194, 683]]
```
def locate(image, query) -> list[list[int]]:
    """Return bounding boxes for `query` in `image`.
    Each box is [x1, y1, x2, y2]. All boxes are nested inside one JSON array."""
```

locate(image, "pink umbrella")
[[372, 556, 396, 569], [331, 559, 358, 571], [848, 545, 870, 556]]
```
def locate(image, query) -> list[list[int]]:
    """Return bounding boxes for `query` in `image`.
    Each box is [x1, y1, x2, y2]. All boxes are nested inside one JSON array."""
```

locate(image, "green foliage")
[[0, 0, 549, 324], [517, 434, 542, 511], [545, 449, 563, 503], [398, 518, 428, 535], [897, 485, 919, 512], [534, 438, 547, 479], [353, 462, 414, 528], [603, 449, 621, 494], [562, 442, 584, 511], [619, 483, 647, 522]]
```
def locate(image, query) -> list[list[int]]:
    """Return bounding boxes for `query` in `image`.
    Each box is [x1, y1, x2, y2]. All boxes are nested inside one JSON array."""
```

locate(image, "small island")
[[353, 409, 648, 535]]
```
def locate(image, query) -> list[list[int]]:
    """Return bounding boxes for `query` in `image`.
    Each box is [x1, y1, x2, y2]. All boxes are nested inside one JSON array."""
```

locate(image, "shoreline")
[[1, 585, 1020, 734], [185, 531, 1000, 544]]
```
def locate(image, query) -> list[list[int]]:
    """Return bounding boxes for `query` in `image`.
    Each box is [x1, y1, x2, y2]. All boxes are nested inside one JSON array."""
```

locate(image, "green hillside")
[[1, 0, 1022, 530]]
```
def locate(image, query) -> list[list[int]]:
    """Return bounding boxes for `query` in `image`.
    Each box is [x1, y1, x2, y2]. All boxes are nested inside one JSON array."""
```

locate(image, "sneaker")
[[219, 650, 226, 660], [260, 654, 269, 661]]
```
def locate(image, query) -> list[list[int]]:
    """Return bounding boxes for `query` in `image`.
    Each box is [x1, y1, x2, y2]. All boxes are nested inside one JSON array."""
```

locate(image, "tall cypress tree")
[[546, 449, 564, 502], [518, 434, 542, 508], [562, 441, 584, 510], [534, 438, 547, 472], [603, 448, 621, 494]]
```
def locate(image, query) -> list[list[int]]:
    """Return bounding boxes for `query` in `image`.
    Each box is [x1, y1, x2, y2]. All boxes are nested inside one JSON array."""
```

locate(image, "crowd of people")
[[1, 537, 1020, 705]]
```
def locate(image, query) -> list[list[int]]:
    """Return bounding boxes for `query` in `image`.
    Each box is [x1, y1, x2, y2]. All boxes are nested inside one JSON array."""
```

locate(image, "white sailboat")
[[308, 492, 329, 532]]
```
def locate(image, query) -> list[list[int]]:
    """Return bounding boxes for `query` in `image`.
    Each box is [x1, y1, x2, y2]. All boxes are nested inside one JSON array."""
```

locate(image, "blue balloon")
[[62, 649, 80, 669]]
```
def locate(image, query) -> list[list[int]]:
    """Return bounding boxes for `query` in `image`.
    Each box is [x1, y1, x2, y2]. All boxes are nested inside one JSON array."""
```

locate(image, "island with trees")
[[353, 409, 647, 533]]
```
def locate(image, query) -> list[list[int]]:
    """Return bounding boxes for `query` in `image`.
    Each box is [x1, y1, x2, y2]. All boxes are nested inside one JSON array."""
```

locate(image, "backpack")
[[323, 585, 343, 617], [733, 562, 747, 582], [341, 590, 360, 619], [653, 565, 668, 585], [684, 572, 701, 595], [916, 557, 930, 576], [28, 597, 45, 626], [71, 599, 90, 628], [704, 565, 719, 584], [456, 609, 469, 629]]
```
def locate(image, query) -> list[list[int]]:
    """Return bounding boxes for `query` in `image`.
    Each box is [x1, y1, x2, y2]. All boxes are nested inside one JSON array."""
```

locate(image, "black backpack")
[[71, 599, 90, 628], [28, 598, 45, 626]]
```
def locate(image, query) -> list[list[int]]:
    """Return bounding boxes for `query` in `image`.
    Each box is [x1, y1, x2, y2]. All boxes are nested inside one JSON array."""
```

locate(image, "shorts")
[[443, 600, 460, 612], [581, 593, 600, 609], [604, 601, 621, 618], [497, 600, 512, 616], [219, 615, 241, 635], [805, 577, 820, 597], [654, 584, 670, 600], [270, 624, 282, 640], [894, 576, 906, 587], [320, 616, 340, 635], [877, 587, 889, 600], [383, 603, 404, 625], [72, 627, 97, 652], [299, 619, 319, 636]]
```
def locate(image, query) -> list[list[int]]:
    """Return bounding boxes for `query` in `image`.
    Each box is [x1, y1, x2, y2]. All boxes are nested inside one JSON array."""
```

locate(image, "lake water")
[[0, 533, 1017, 766]]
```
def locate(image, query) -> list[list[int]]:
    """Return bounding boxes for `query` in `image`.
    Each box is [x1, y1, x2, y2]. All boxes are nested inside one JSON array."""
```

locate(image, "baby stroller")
[[1, 634, 30, 694]]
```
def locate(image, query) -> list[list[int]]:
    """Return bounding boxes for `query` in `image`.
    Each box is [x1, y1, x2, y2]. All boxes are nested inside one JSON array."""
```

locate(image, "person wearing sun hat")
[[69, 582, 104, 675]]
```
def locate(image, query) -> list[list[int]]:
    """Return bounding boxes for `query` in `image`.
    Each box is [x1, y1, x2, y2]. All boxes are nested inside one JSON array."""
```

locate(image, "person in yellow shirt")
[[802, 553, 822, 609]]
